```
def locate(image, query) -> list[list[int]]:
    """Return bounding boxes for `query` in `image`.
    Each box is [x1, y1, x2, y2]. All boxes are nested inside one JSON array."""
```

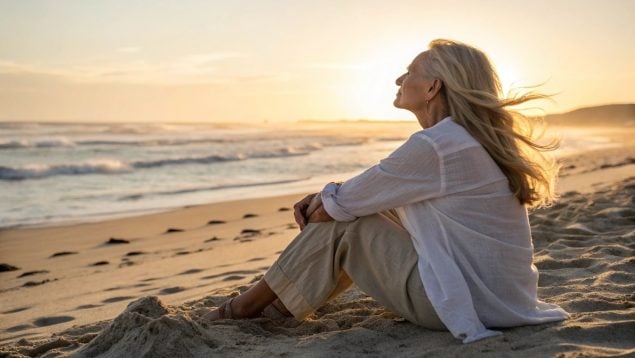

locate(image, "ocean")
[[0, 121, 620, 228]]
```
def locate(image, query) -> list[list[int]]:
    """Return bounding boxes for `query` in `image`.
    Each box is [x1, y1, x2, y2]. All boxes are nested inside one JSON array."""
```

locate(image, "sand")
[[1, 137, 634, 357]]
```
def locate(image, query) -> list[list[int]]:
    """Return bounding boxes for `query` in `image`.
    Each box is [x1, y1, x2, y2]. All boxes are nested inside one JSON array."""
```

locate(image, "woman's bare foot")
[[197, 279, 279, 324], [199, 297, 238, 323]]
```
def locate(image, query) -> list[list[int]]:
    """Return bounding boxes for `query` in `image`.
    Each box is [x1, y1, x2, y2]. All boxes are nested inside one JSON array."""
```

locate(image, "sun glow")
[[342, 45, 422, 120]]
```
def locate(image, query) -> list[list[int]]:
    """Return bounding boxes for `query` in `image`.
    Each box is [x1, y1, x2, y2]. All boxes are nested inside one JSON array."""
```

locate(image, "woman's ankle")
[[272, 299, 293, 317]]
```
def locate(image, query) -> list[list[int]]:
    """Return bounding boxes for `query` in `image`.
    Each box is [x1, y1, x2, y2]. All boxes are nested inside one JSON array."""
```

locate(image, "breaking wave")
[[0, 148, 311, 181]]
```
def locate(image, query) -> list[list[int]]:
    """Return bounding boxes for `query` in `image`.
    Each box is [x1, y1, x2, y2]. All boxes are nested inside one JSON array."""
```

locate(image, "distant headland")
[[546, 104, 635, 126]]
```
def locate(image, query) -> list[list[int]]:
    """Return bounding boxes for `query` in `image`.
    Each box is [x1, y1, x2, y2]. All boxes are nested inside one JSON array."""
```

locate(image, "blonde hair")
[[419, 39, 559, 207]]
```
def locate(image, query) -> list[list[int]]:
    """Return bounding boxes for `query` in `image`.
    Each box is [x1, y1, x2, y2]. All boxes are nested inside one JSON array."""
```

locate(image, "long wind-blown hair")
[[420, 39, 559, 207]]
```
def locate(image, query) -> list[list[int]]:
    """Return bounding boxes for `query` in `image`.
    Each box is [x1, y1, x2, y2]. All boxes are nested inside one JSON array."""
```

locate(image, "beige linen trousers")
[[263, 210, 446, 330]]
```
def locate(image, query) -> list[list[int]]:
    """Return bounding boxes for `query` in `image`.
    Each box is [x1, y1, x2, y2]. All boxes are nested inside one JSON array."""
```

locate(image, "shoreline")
[[1, 169, 364, 230]]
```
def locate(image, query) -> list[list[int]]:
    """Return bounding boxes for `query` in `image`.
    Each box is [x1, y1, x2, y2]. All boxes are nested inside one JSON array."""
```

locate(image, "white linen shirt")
[[321, 116, 569, 343]]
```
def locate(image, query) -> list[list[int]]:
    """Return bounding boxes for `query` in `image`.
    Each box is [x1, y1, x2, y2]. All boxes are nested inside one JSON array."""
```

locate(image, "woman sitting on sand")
[[201, 39, 569, 343]]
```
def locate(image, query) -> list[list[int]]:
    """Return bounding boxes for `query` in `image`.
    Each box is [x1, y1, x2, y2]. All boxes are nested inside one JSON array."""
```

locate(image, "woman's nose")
[[396, 73, 405, 85]]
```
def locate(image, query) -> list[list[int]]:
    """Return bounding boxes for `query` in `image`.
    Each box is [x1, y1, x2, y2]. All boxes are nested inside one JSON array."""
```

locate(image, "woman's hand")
[[306, 205, 334, 225], [293, 193, 317, 230], [293, 193, 333, 230]]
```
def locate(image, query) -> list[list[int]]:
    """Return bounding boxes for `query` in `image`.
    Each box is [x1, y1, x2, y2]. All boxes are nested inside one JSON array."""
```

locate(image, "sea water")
[[0, 121, 621, 228]]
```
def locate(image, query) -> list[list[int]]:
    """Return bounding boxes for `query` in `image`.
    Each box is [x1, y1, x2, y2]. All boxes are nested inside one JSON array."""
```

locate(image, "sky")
[[0, 0, 633, 123]]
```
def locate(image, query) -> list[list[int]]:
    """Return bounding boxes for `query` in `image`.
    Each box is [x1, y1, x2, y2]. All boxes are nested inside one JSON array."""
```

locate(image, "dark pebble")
[[164, 228, 184, 234], [106, 238, 130, 244], [243, 213, 258, 218], [125, 251, 145, 256], [50, 251, 78, 258], [240, 229, 261, 235], [91, 261, 109, 266], [23, 279, 51, 287], [207, 220, 226, 225], [17, 270, 49, 278], [0, 263, 19, 272]]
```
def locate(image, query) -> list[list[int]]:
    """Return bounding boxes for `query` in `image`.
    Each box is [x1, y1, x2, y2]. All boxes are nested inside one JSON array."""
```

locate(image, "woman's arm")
[[320, 133, 442, 222]]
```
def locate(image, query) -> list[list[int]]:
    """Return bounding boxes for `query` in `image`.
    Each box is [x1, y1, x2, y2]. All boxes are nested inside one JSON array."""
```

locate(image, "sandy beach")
[[1, 129, 634, 357]]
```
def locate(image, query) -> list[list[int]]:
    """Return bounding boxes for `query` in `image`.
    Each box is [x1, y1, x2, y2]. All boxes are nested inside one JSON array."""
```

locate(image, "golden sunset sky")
[[0, 0, 633, 123]]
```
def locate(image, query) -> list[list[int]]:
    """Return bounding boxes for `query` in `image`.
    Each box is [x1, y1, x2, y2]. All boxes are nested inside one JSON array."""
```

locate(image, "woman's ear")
[[428, 79, 443, 99]]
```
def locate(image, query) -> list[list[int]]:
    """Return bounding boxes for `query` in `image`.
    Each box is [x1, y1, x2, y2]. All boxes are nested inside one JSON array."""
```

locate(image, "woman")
[[200, 39, 569, 343]]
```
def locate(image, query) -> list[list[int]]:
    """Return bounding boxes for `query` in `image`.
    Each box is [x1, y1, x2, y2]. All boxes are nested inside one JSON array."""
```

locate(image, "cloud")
[[0, 52, 262, 85]]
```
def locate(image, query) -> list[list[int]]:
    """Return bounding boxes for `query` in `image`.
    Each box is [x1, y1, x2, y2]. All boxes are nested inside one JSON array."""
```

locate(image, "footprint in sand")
[[205, 236, 222, 242], [207, 220, 226, 225], [133, 283, 152, 288], [223, 275, 245, 281], [141, 277, 160, 282], [106, 238, 130, 244], [565, 298, 633, 313], [174, 251, 190, 256], [125, 251, 145, 256], [164, 228, 185, 234], [598, 271, 632, 284], [17, 270, 49, 278], [247, 257, 266, 262], [234, 229, 262, 242], [0, 263, 19, 272], [159, 286, 186, 295], [534, 257, 596, 270], [278, 207, 291, 212], [91, 261, 109, 266], [23, 279, 54, 287], [102, 296, 136, 304], [2, 306, 31, 314], [201, 270, 260, 280], [179, 268, 205, 275], [33, 315, 75, 327], [6, 324, 34, 332], [243, 213, 258, 219], [76, 304, 102, 310], [49, 251, 78, 258]]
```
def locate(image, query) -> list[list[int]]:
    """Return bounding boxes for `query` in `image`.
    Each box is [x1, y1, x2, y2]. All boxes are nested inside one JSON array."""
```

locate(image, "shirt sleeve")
[[321, 132, 443, 221]]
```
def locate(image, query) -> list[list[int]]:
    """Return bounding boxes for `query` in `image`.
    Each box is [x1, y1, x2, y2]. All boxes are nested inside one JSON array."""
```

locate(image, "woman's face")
[[393, 52, 434, 113]]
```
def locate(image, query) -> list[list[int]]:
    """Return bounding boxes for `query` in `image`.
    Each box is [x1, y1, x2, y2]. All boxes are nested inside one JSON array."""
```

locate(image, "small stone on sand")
[[18, 270, 49, 278], [164, 228, 185, 234], [240, 229, 261, 235], [49, 251, 78, 258], [0, 263, 20, 272], [125, 251, 145, 257], [106, 238, 130, 244]]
